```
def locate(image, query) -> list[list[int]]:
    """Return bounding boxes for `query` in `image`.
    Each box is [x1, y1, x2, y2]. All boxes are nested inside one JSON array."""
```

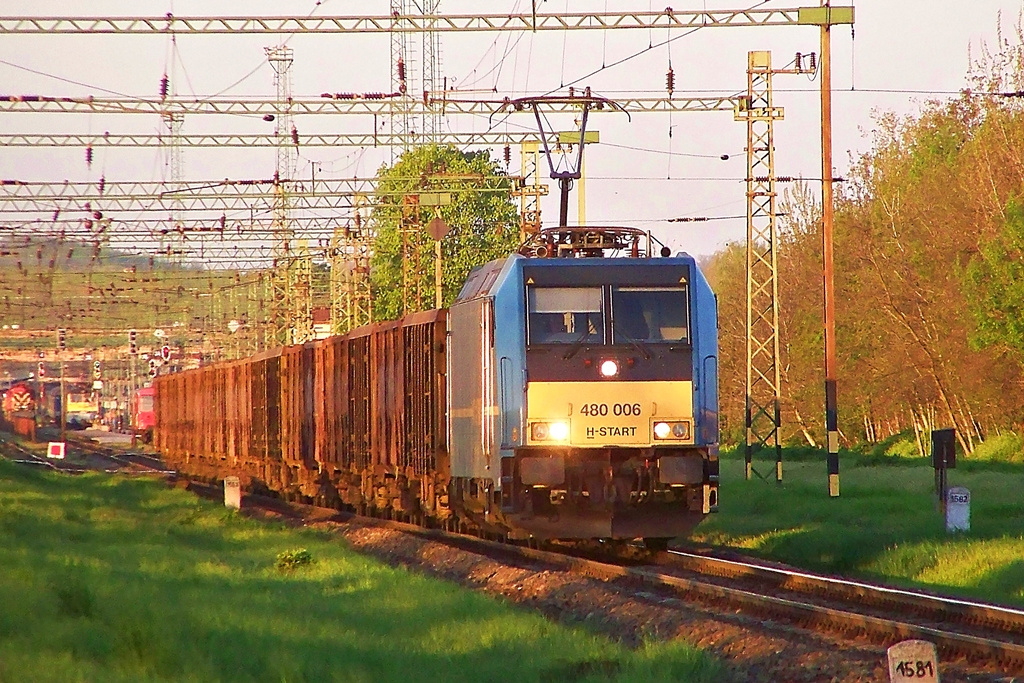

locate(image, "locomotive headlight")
[[549, 421, 570, 441], [531, 422, 549, 441], [599, 359, 619, 377], [653, 420, 691, 440], [531, 421, 570, 442]]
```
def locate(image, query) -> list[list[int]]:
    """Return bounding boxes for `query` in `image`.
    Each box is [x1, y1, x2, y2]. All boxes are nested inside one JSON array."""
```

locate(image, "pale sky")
[[0, 1, 1021, 257]]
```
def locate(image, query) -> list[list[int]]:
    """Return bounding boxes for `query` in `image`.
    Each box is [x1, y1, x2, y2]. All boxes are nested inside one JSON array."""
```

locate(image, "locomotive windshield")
[[528, 286, 604, 344], [611, 286, 689, 344]]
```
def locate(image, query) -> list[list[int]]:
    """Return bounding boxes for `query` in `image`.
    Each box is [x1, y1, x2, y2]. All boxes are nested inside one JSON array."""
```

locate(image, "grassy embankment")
[[0, 458, 725, 683], [695, 436, 1024, 607]]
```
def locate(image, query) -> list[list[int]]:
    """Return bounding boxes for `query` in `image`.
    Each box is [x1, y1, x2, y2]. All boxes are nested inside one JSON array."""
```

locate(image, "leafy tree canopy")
[[369, 145, 520, 320], [964, 196, 1024, 361]]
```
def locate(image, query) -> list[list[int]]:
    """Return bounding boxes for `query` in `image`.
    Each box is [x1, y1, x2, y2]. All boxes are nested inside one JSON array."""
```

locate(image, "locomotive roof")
[[456, 251, 701, 303]]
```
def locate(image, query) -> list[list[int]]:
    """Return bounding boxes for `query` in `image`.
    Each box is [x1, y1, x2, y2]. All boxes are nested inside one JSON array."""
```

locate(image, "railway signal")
[[37, 361, 45, 377], [148, 359, 157, 378], [129, 329, 137, 355], [161, 345, 171, 361], [93, 360, 101, 380], [57, 328, 66, 351]]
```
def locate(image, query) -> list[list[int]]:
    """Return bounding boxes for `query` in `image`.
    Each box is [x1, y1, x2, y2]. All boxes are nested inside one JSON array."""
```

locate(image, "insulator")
[[795, 52, 802, 73], [503, 144, 511, 166], [354, 212, 362, 229], [263, 114, 275, 122], [666, 67, 675, 95], [52, 210, 59, 221], [397, 57, 407, 93], [568, 86, 575, 98], [93, 210, 102, 220], [66, 249, 73, 259], [98, 176, 105, 195], [291, 126, 299, 146], [83, 219, 92, 230], [159, 74, 169, 98], [219, 214, 226, 230], [85, 145, 93, 167], [809, 52, 817, 72]]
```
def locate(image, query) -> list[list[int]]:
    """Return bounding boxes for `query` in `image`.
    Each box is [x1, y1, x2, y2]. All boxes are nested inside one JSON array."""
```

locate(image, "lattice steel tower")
[[266, 46, 313, 344], [737, 50, 783, 483]]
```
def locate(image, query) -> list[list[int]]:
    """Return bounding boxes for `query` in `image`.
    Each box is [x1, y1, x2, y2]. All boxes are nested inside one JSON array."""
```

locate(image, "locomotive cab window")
[[612, 286, 690, 344], [528, 286, 604, 345]]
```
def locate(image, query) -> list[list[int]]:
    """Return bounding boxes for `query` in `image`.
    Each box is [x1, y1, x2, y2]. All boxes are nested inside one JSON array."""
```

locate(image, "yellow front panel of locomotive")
[[527, 381, 693, 447]]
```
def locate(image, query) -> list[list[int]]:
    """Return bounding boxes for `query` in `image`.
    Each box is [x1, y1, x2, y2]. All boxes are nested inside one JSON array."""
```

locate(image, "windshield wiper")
[[612, 322, 653, 360], [562, 330, 594, 360]]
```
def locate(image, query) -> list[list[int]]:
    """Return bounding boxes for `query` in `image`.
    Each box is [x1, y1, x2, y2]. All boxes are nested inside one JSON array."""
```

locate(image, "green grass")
[[0, 459, 725, 683], [695, 447, 1024, 606]]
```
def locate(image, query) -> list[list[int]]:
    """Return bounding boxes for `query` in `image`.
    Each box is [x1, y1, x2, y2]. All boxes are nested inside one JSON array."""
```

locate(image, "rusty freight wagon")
[[155, 309, 450, 523]]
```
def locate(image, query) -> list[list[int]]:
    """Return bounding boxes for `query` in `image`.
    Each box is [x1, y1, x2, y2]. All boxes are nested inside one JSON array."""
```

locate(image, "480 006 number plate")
[[579, 402, 642, 417]]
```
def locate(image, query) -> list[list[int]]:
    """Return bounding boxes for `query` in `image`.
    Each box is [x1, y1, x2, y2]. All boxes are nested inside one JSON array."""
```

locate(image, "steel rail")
[[666, 548, 1024, 634]]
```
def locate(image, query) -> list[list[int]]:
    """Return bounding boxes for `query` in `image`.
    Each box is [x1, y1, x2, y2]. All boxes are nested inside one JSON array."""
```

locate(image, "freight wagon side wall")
[[404, 312, 448, 477], [155, 309, 449, 513]]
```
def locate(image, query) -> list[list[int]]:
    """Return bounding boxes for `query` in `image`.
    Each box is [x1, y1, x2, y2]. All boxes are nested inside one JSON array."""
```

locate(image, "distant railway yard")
[[1, 430, 1021, 681]]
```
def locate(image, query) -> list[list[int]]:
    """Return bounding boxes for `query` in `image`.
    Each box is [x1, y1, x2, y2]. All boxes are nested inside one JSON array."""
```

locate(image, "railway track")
[[63, 433, 173, 474], [387, 521, 1023, 673], [1, 438, 1018, 677], [0, 431, 170, 475], [658, 548, 1024, 663]]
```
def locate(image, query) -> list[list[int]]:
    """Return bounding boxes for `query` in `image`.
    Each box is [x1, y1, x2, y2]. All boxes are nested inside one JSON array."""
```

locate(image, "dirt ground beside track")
[[235, 496, 1018, 683]]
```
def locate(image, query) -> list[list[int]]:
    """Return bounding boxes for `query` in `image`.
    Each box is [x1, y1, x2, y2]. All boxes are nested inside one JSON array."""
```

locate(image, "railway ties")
[[304, 501, 1024, 674], [654, 548, 1024, 672], [253, 490, 1024, 675]]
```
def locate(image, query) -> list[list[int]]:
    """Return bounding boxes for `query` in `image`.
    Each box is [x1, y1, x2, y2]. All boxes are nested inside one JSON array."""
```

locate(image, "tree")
[[964, 196, 1024, 363], [369, 145, 521, 320]]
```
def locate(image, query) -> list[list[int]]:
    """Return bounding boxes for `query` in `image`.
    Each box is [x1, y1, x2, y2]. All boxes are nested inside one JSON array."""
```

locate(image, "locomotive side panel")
[[449, 297, 495, 481]]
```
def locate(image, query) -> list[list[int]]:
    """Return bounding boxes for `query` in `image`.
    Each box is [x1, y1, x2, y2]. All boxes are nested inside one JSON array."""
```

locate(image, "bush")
[[970, 432, 1024, 463], [883, 436, 922, 459], [275, 548, 314, 572]]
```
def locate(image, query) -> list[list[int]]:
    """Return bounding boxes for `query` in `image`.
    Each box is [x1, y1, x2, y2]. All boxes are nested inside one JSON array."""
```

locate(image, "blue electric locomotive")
[[448, 227, 719, 544]]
